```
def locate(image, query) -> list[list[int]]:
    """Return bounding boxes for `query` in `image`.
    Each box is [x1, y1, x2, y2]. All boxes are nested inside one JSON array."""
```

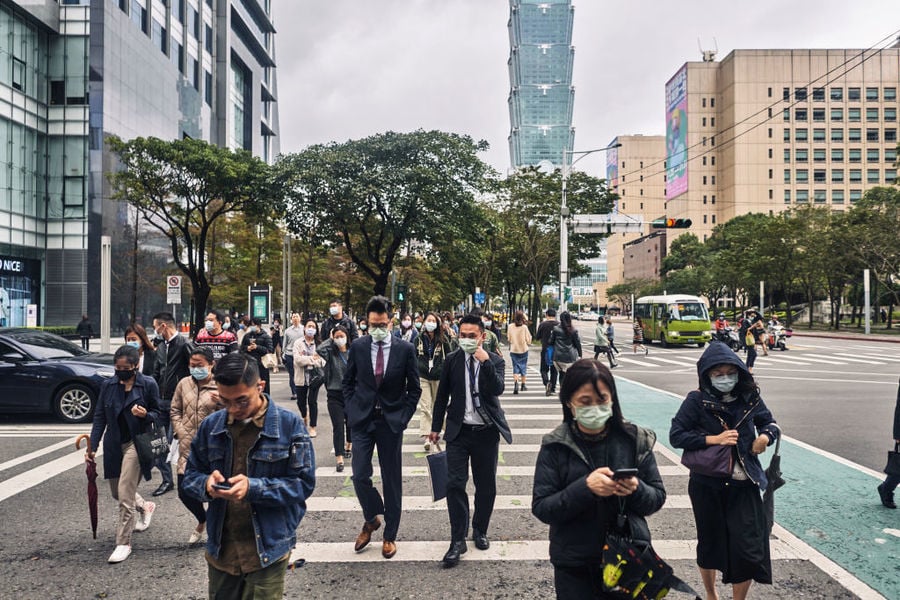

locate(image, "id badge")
[[428, 359, 434, 371]]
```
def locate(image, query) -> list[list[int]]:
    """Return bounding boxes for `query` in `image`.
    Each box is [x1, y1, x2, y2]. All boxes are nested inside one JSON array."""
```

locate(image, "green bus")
[[634, 295, 712, 347]]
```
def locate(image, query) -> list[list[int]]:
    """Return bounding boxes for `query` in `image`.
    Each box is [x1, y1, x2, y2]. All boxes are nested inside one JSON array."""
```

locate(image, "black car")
[[0, 328, 116, 424]]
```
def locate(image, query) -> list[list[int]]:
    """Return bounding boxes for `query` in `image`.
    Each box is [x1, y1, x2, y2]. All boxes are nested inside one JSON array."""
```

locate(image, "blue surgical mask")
[[574, 404, 613, 430], [710, 373, 739, 394], [247, 326, 257, 334], [190, 367, 209, 381], [359, 324, 368, 331], [126, 341, 141, 349]]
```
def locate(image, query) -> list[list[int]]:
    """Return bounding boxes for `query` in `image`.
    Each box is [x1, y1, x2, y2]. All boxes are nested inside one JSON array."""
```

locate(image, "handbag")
[[261, 353, 278, 370], [600, 503, 700, 599], [134, 419, 170, 465], [680, 444, 733, 478], [745, 331, 755, 346], [885, 442, 900, 477], [425, 441, 448, 502], [307, 365, 326, 389]]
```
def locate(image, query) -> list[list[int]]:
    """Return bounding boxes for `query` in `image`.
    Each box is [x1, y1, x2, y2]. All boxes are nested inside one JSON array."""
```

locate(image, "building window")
[[849, 169, 862, 182], [711, 215, 716, 223], [866, 87, 879, 101], [710, 98, 715, 107], [832, 169, 844, 183], [867, 148, 880, 163], [814, 189, 827, 204], [768, 87, 773, 97], [131, 0, 147, 33], [783, 87, 790, 101], [795, 87, 807, 101], [813, 149, 825, 162], [812, 87, 825, 101], [813, 128, 826, 142], [711, 156, 716, 166], [795, 108, 807, 121], [885, 148, 897, 163], [768, 168, 773, 179], [885, 108, 897, 122], [702, 175, 707, 184], [795, 129, 808, 142], [831, 128, 844, 142], [703, 195, 707, 204], [702, 117, 707, 126], [831, 108, 843, 121], [796, 189, 809, 203], [769, 189, 774, 199], [205, 70, 213, 106], [812, 108, 825, 122], [850, 189, 862, 203], [768, 127, 773, 138], [867, 169, 880, 183], [711, 175, 716, 184], [188, 5, 200, 39], [152, 19, 167, 54], [849, 148, 861, 163], [831, 148, 844, 162], [188, 55, 199, 90], [885, 87, 897, 101], [711, 195, 716, 204], [796, 169, 808, 183], [784, 149, 791, 163], [703, 215, 707, 224], [205, 24, 213, 54], [172, 40, 184, 73], [886, 169, 897, 183], [866, 128, 879, 142], [848, 108, 861, 122], [830, 87, 843, 101], [885, 128, 897, 142], [702, 98, 706, 108], [11, 57, 25, 91], [702, 156, 707, 166], [832, 190, 844, 204], [866, 108, 879, 121], [711, 117, 715, 126], [784, 190, 791, 204], [768, 148, 774, 159], [711, 136, 715, 146], [848, 128, 861, 142], [813, 169, 826, 183], [848, 87, 861, 101], [796, 149, 808, 163], [783, 108, 790, 121], [230, 59, 251, 150], [784, 169, 791, 183]]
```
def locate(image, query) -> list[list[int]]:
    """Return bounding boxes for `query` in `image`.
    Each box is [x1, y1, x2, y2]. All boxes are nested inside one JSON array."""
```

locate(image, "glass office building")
[[507, 0, 575, 169], [0, 0, 278, 327]]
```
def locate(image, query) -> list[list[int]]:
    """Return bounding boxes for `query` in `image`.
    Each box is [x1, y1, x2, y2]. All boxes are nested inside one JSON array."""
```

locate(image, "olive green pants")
[[208, 557, 289, 600]]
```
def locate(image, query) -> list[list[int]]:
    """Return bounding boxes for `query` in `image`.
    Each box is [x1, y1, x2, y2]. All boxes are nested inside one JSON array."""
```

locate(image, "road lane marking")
[[313, 465, 686, 478], [752, 375, 897, 386], [838, 353, 900, 363], [642, 356, 695, 366], [305, 494, 694, 512], [0, 438, 76, 472], [0, 434, 76, 438], [801, 353, 879, 365], [289, 538, 802, 563], [0, 447, 102, 503]]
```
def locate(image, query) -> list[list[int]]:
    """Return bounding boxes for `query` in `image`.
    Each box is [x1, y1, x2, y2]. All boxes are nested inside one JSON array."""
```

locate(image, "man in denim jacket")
[[184, 352, 316, 599]]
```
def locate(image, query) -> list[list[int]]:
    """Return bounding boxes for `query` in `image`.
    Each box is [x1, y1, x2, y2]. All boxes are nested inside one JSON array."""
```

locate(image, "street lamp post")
[[559, 143, 621, 313]]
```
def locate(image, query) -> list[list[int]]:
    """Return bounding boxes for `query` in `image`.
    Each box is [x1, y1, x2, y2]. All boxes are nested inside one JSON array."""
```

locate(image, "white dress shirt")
[[463, 354, 484, 425], [370, 332, 393, 376]]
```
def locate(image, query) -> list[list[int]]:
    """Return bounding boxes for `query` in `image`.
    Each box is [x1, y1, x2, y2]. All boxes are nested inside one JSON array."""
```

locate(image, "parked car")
[[578, 311, 599, 321], [0, 328, 115, 423]]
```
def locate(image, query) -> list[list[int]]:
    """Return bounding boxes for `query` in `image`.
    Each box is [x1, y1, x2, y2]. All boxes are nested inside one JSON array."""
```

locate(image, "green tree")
[[850, 186, 900, 325], [276, 130, 494, 297], [108, 136, 274, 332]]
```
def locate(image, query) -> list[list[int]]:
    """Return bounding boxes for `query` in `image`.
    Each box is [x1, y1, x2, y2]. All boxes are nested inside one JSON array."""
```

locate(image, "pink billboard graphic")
[[606, 140, 619, 212], [665, 65, 688, 200]]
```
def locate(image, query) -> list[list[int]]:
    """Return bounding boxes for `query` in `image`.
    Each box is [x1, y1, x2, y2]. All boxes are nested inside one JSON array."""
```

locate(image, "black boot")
[[513, 381, 519, 395]]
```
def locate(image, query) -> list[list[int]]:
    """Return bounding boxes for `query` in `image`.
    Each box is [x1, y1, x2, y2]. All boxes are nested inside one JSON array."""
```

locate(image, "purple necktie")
[[375, 342, 384, 387]]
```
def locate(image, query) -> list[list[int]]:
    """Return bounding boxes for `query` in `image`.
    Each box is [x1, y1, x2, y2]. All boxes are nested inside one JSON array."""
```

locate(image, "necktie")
[[468, 356, 493, 425], [375, 342, 384, 388]]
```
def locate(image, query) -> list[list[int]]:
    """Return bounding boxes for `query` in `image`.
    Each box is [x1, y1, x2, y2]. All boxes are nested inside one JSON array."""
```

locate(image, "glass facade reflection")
[[507, 0, 575, 169]]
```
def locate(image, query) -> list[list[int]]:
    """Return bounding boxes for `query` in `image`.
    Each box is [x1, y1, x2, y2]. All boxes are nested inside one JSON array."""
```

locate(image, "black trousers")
[[351, 417, 404, 541], [153, 403, 173, 486], [325, 390, 351, 457], [295, 384, 319, 427], [177, 473, 206, 525], [592, 346, 617, 368], [553, 565, 606, 599], [446, 424, 500, 542], [539, 349, 558, 389]]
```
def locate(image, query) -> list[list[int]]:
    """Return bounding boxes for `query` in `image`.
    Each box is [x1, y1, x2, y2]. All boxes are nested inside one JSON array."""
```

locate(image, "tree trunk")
[[192, 282, 211, 338], [373, 270, 389, 298]]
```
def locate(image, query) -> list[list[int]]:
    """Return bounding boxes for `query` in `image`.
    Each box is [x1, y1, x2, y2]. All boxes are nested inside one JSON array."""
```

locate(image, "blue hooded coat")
[[669, 341, 779, 491]]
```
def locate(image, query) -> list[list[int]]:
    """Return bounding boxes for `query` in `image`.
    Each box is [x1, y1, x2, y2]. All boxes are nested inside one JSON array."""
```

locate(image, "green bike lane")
[[615, 377, 899, 600]]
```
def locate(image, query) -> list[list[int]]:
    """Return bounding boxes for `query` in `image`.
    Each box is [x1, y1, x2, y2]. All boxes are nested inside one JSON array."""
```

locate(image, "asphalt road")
[[0, 343, 881, 599], [573, 318, 900, 472]]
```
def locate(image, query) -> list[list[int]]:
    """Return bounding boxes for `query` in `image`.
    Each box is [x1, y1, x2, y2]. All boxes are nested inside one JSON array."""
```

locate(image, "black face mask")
[[115, 369, 136, 382]]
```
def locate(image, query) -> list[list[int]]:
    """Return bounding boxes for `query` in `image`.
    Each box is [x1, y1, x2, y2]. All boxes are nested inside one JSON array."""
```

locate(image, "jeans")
[[177, 473, 206, 525], [283, 356, 297, 398], [539, 349, 558, 389]]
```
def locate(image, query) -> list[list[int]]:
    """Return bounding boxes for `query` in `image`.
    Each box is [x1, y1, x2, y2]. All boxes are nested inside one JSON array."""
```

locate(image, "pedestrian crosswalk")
[[604, 345, 900, 370]]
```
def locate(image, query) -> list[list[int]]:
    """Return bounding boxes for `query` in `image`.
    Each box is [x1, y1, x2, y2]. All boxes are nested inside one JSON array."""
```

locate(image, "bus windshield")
[[666, 302, 709, 322]]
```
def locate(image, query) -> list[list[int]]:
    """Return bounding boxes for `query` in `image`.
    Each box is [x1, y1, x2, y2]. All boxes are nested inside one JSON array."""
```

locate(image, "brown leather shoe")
[[354, 517, 381, 552], [382, 540, 397, 559]]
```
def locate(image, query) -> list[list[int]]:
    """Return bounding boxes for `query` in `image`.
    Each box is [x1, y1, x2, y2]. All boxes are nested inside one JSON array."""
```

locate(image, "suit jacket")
[[342, 336, 422, 434], [153, 333, 192, 402], [431, 349, 512, 445]]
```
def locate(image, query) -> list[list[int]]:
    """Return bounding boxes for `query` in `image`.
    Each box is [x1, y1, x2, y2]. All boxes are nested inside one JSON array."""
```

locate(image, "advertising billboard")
[[605, 140, 619, 213], [665, 65, 688, 200]]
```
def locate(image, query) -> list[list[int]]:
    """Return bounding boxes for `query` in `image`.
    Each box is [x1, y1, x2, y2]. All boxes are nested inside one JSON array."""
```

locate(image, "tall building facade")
[[507, 0, 574, 169], [664, 48, 899, 243], [0, 0, 278, 327]]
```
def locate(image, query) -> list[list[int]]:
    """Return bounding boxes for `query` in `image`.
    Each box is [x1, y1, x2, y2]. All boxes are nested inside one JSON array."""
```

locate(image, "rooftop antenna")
[[697, 37, 718, 62]]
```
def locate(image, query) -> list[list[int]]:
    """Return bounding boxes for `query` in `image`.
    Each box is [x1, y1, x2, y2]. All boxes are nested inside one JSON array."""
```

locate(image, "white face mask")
[[402, 320, 412, 328], [205, 320, 215, 332], [424, 322, 437, 332], [329, 306, 340, 316], [305, 328, 317, 337], [334, 337, 347, 347], [370, 326, 389, 342], [710, 373, 739, 394]]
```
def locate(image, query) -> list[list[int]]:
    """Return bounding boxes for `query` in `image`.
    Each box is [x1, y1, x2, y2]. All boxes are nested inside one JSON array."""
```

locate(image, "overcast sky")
[[273, 0, 900, 176]]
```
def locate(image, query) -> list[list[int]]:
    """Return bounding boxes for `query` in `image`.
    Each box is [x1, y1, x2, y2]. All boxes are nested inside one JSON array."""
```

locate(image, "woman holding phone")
[[532, 359, 666, 598]]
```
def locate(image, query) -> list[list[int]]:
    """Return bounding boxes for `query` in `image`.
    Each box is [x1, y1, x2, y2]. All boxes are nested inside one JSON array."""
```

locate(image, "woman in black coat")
[[877, 377, 900, 508], [532, 359, 666, 598], [87, 345, 161, 563], [240, 316, 274, 392]]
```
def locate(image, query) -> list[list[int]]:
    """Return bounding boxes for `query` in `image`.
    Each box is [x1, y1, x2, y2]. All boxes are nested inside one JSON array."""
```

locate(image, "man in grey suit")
[[429, 314, 512, 567], [342, 295, 421, 559]]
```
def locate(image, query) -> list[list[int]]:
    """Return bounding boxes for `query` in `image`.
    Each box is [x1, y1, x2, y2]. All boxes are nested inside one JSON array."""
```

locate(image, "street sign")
[[249, 285, 271, 321], [570, 214, 644, 234], [474, 292, 486, 305], [166, 275, 182, 304]]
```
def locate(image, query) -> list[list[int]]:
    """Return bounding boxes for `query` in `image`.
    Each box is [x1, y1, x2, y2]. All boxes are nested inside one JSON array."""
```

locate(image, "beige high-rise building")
[[603, 47, 900, 294]]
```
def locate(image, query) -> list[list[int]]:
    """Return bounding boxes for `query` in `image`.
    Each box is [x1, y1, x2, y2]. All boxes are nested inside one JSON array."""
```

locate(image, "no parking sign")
[[166, 276, 182, 304]]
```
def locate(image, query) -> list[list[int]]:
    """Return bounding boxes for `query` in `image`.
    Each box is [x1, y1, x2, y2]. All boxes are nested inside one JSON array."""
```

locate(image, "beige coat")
[[507, 323, 533, 354], [292, 338, 325, 386], [170, 375, 220, 474]]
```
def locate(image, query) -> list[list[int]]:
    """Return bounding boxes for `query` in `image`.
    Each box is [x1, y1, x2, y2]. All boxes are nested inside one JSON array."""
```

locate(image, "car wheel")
[[53, 383, 96, 424]]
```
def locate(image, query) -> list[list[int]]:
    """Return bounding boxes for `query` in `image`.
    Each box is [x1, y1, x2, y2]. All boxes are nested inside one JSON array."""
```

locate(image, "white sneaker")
[[108, 545, 132, 563], [134, 501, 156, 532], [188, 527, 205, 544]]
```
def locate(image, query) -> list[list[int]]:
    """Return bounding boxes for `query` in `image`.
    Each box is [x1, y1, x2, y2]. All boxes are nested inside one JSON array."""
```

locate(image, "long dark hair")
[[558, 358, 634, 437], [124, 324, 153, 354], [559, 311, 575, 336]]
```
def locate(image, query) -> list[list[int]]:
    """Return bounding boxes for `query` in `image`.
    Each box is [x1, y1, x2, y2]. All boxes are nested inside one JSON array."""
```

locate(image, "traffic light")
[[650, 217, 692, 229], [396, 284, 407, 302]]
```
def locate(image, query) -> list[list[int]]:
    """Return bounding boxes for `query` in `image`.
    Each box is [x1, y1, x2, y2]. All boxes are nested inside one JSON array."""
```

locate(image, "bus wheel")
[[659, 333, 669, 348], [697, 342, 706, 348]]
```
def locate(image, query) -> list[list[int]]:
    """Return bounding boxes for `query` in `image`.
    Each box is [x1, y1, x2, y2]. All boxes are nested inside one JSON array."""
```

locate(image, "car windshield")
[[7, 331, 90, 359], [667, 302, 709, 322]]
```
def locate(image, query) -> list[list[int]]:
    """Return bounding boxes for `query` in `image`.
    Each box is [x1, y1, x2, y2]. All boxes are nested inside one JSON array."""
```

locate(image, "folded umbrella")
[[75, 434, 99, 539], [763, 424, 784, 536]]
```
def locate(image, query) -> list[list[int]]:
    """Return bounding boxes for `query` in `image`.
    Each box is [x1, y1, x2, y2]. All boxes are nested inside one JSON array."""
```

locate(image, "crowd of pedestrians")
[[81, 300, 836, 600]]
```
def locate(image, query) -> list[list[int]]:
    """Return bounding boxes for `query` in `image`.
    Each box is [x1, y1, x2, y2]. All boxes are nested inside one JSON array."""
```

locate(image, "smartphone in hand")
[[612, 468, 639, 480], [212, 482, 232, 491]]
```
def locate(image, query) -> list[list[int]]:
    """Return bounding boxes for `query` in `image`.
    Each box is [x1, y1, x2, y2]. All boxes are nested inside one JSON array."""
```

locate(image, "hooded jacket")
[[669, 341, 779, 491], [532, 421, 666, 567]]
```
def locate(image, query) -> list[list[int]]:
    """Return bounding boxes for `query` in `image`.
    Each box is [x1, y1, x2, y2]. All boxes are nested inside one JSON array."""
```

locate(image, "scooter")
[[766, 324, 791, 351], [715, 327, 743, 352]]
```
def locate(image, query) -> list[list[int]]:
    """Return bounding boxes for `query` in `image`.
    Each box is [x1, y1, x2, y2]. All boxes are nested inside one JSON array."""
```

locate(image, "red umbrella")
[[75, 434, 98, 539]]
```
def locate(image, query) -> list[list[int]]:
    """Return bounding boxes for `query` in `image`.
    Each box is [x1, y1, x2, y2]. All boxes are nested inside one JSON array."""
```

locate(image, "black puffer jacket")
[[532, 422, 666, 568]]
